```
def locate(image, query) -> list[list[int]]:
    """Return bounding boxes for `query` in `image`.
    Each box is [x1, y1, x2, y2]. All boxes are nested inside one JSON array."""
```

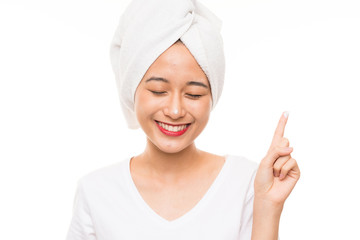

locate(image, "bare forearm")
[[251, 198, 283, 240], [251, 112, 300, 239]]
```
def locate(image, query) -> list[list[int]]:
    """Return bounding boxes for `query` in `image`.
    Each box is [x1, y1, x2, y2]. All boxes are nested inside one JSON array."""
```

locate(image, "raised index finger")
[[271, 111, 289, 146]]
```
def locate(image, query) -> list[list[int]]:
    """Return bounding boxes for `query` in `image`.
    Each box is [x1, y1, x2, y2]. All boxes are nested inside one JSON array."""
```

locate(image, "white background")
[[0, 0, 359, 239]]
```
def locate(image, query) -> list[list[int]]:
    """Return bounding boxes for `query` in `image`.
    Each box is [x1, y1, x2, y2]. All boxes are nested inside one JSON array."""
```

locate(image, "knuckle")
[[282, 158, 295, 172], [283, 155, 291, 161], [273, 164, 281, 172], [281, 165, 291, 172]]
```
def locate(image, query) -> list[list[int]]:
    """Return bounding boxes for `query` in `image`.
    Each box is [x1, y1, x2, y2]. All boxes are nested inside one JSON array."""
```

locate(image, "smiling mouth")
[[155, 120, 191, 136]]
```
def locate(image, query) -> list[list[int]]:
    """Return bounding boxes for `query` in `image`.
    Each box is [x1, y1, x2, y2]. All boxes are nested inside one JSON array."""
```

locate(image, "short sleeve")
[[238, 168, 280, 240], [66, 179, 96, 240], [238, 169, 256, 239]]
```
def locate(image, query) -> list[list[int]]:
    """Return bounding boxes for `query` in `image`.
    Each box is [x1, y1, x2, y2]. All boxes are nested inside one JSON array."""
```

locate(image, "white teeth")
[[157, 122, 188, 132]]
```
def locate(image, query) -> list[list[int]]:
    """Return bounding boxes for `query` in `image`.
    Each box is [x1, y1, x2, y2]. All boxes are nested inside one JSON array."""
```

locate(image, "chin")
[[150, 138, 194, 154]]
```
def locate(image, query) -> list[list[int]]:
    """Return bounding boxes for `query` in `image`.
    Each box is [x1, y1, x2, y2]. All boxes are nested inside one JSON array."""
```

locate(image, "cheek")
[[134, 90, 161, 121], [187, 98, 212, 122], [134, 90, 150, 120]]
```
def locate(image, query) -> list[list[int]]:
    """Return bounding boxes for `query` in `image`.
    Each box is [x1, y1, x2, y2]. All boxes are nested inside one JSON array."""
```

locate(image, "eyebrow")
[[145, 77, 169, 83], [145, 77, 209, 89], [187, 81, 209, 89]]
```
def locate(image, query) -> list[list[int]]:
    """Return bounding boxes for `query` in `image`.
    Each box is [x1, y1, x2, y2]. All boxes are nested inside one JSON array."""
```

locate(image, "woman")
[[66, 0, 300, 239]]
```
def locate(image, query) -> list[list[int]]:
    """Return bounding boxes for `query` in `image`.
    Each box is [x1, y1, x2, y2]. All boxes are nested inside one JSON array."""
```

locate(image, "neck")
[[136, 138, 203, 180]]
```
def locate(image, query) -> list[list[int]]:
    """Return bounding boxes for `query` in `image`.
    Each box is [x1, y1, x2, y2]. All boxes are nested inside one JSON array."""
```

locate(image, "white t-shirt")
[[66, 155, 258, 240]]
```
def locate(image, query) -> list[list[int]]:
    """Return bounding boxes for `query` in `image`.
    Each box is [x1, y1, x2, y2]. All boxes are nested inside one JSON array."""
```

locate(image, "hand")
[[254, 112, 301, 205]]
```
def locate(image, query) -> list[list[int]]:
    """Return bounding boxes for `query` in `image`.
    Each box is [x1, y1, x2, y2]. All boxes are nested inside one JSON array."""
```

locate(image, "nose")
[[163, 93, 186, 119]]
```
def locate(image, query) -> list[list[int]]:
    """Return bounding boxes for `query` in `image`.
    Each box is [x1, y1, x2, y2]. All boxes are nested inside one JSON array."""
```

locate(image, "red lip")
[[155, 121, 191, 136], [155, 120, 191, 126]]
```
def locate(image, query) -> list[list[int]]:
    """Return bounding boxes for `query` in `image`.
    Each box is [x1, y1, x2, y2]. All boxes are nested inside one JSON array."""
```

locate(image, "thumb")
[[261, 146, 293, 168]]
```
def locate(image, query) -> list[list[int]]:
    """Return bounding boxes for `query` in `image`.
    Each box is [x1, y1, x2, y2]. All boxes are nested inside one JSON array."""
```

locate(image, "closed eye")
[[186, 94, 202, 99], [149, 90, 166, 95]]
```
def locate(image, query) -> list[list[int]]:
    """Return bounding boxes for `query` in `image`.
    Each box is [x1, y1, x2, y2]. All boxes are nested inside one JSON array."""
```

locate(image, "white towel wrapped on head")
[[110, 0, 225, 129]]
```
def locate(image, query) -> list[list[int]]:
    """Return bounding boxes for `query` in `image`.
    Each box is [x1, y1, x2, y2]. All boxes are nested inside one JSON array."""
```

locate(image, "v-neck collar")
[[124, 155, 231, 228]]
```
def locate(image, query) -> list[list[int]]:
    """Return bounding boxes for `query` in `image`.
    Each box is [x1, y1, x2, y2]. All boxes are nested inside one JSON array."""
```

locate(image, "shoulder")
[[72, 158, 132, 213], [77, 158, 130, 192], [226, 154, 258, 172], [224, 154, 258, 182]]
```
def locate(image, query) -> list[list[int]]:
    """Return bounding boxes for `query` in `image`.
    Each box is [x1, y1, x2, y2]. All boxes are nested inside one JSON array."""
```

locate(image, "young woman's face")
[[134, 42, 212, 153]]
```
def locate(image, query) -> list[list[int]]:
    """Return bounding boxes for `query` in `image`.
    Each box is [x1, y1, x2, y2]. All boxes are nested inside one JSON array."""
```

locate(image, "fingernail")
[[279, 174, 285, 180], [283, 111, 289, 118]]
